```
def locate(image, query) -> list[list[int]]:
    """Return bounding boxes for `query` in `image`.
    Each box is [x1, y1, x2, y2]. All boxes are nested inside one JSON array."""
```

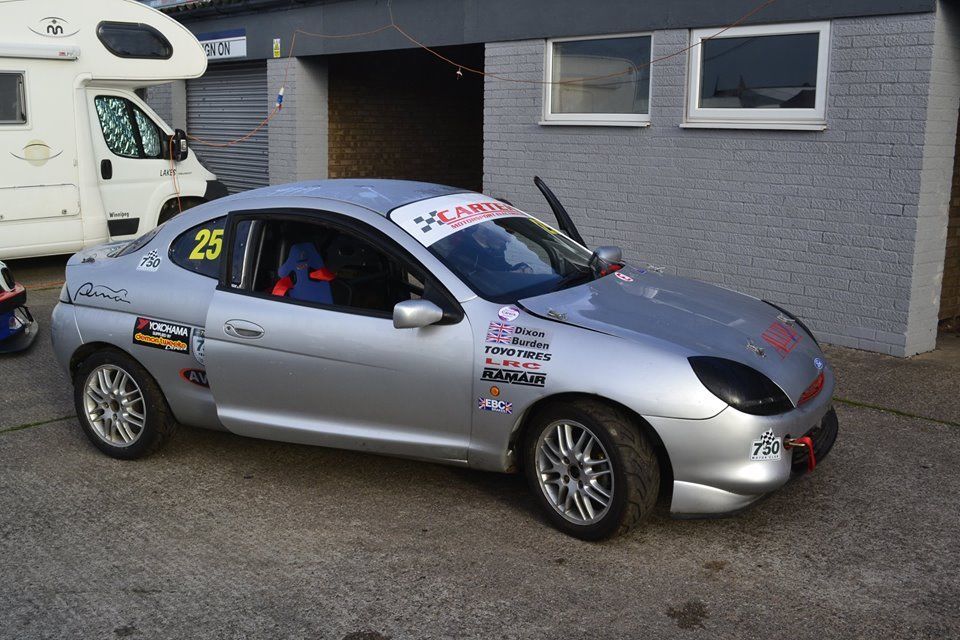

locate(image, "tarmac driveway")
[[1, 261, 958, 639]]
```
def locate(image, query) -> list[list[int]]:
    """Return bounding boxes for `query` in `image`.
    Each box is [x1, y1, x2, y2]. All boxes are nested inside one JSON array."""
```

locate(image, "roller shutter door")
[[187, 61, 268, 194]]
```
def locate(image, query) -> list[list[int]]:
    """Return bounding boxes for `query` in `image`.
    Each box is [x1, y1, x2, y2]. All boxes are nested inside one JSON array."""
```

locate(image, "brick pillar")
[[267, 56, 328, 185], [144, 80, 186, 131]]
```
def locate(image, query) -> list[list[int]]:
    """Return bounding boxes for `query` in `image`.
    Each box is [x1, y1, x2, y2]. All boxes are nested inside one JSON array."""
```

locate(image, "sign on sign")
[[197, 28, 247, 60]]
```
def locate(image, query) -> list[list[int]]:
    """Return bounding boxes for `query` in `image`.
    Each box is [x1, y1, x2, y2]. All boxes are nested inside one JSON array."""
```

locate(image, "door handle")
[[223, 319, 264, 339], [100, 159, 113, 180]]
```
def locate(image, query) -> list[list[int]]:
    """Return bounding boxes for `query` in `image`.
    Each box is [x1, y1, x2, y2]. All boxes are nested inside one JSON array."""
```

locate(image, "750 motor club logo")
[[132, 317, 191, 354]]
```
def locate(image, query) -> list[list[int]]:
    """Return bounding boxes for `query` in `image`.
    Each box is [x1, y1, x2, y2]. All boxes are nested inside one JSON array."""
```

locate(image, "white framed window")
[[542, 32, 652, 127], [685, 21, 830, 130]]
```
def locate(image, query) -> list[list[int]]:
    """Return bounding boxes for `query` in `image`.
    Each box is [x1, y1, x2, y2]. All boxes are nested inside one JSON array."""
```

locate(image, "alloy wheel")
[[83, 365, 146, 447], [535, 420, 614, 525]]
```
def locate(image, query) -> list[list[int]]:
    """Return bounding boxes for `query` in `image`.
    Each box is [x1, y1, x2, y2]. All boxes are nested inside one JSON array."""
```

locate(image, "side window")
[[234, 217, 429, 316], [0, 73, 26, 124], [97, 22, 173, 60], [170, 217, 249, 284], [95, 96, 163, 159]]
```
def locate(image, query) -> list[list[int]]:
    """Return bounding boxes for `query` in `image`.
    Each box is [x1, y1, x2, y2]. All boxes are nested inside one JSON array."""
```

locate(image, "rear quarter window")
[[170, 217, 247, 282]]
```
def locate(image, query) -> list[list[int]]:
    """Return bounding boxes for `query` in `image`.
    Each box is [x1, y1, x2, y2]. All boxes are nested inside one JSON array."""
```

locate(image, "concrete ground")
[[1, 258, 958, 640]]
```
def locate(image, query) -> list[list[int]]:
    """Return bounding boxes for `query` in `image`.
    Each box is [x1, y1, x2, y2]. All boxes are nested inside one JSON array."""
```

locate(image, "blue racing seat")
[[272, 242, 334, 304]]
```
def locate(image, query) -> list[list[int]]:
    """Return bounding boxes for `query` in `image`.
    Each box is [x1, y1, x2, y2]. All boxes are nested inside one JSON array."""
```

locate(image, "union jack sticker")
[[761, 321, 801, 358], [486, 321, 515, 344]]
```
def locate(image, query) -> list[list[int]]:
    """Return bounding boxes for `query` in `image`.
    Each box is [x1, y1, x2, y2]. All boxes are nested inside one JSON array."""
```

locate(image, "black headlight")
[[763, 300, 818, 346], [689, 356, 793, 416]]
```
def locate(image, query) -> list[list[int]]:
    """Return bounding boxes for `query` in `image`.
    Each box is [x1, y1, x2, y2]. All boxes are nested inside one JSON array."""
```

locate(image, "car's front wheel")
[[523, 399, 660, 540], [73, 349, 177, 459]]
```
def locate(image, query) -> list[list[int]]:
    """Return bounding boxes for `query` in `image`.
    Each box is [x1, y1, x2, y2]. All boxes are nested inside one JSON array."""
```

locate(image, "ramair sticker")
[[133, 317, 190, 354], [478, 397, 513, 414], [390, 194, 528, 247], [750, 429, 782, 461], [191, 329, 206, 366], [137, 249, 161, 272]]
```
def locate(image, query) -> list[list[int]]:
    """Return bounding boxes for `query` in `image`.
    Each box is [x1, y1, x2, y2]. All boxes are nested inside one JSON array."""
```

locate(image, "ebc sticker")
[[137, 249, 161, 272], [180, 368, 209, 388], [478, 397, 513, 415], [391, 194, 528, 247], [133, 317, 190, 354], [750, 429, 782, 461]]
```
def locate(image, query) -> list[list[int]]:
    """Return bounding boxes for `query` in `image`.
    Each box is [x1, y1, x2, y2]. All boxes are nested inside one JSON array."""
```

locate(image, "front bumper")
[[0, 306, 38, 354], [647, 367, 837, 516]]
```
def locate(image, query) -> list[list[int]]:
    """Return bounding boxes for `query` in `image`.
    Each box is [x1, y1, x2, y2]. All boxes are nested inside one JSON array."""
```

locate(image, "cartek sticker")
[[478, 397, 513, 414], [180, 368, 209, 388], [137, 249, 161, 272], [133, 317, 190, 354], [498, 305, 520, 322], [761, 321, 801, 358], [615, 272, 634, 283], [390, 194, 528, 247], [750, 429, 782, 461], [191, 328, 206, 365]]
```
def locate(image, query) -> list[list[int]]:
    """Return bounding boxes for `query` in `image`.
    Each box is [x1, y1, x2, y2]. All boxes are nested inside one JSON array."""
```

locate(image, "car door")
[[203, 209, 475, 464], [88, 91, 171, 238]]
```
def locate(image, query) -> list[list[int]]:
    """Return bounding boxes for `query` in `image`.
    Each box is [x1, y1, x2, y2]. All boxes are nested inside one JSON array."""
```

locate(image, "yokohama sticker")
[[390, 194, 528, 246], [750, 429, 782, 461], [133, 317, 190, 354]]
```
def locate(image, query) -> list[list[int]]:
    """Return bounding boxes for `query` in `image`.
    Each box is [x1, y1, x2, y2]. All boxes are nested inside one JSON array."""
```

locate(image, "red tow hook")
[[785, 436, 816, 472]]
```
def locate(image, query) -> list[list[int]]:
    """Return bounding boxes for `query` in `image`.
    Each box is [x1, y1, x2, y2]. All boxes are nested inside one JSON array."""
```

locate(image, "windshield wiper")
[[554, 268, 594, 291]]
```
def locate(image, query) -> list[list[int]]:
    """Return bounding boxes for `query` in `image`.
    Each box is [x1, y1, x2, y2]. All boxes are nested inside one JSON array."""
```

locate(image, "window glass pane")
[[170, 217, 232, 280], [134, 108, 162, 158], [550, 36, 651, 115], [0, 73, 25, 123], [248, 219, 418, 315], [699, 33, 819, 109], [98, 22, 173, 59], [95, 97, 139, 158]]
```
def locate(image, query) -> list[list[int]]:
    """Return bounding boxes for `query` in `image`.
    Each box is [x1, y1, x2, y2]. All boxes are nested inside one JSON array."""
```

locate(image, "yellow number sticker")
[[188, 228, 224, 261]]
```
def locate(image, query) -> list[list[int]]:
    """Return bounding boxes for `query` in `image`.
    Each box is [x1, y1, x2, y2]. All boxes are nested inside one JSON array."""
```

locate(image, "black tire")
[[523, 398, 660, 541], [73, 349, 177, 459]]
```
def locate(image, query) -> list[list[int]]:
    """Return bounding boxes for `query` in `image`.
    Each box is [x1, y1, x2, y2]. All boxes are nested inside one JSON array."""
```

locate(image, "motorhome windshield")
[[97, 22, 173, 60]]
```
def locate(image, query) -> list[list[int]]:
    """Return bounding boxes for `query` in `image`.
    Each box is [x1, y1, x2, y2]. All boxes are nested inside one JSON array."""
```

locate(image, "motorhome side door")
[[87, 90, 172, 239]]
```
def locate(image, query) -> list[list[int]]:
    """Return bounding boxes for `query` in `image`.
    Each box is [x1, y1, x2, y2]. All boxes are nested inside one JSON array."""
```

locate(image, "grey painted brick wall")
[[907, 0, 960, 351], [483, 10, 959, 356], [144, 83, 173, 125], [267, 57, 329, 185]]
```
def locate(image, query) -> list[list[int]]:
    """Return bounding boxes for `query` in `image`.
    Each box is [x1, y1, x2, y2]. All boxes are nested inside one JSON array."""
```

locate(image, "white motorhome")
[[0, 0, 226, 259]]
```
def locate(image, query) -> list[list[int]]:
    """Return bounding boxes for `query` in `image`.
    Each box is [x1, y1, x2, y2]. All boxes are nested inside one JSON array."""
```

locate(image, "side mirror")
[[592, 246, 622, 265], [170, 129, 189, 162], [393, 299, 444, 329]]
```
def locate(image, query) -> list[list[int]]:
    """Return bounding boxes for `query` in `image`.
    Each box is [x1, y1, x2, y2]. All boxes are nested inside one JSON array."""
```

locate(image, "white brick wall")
[[483, 10, 959, 356]]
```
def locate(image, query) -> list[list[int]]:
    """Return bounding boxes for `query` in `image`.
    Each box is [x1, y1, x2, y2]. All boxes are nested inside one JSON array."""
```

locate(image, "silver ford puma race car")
[[51, 179, 837, 540]]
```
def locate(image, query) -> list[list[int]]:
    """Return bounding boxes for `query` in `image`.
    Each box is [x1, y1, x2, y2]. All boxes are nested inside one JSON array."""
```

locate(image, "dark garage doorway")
[[327, 45, 483, 192]]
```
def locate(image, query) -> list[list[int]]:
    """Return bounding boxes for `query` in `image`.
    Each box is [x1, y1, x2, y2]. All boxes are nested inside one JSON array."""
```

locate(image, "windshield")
[[430, 216, 594, 303]]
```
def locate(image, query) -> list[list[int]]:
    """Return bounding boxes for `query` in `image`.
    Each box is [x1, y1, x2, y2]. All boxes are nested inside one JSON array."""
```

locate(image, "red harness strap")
[[271, 276, 294, 297], [309, 268, 336, 282]]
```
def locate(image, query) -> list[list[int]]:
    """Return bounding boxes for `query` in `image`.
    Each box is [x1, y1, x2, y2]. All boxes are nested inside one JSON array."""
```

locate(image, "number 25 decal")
[[189, 229, 223, 261]]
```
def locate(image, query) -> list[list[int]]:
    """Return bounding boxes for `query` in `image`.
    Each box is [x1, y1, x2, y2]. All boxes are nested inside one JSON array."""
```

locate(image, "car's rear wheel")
[[523, 399, 660, 540], [73, 349, 177, 459]]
